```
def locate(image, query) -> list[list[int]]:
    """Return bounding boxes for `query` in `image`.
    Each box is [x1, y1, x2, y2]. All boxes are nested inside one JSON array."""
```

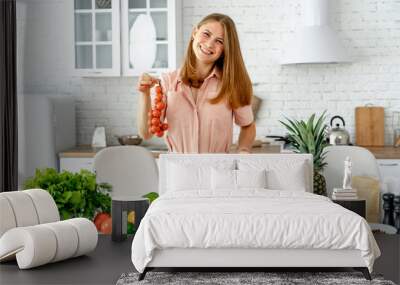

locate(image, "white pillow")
[[167, 160, 235, 191], [211, 168, 236, 190], [238, 159, 308, 191], [266, 161, 307, 191], [237, 169, 267, 188], [211, 168, 268, 190], [168, 163, 209, 191]]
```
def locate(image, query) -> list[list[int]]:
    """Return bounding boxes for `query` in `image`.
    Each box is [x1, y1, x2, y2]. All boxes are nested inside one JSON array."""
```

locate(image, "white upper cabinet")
[[73, 0, 121, 76], [73, 0, 181, 77], [121, 0, 180, 76]]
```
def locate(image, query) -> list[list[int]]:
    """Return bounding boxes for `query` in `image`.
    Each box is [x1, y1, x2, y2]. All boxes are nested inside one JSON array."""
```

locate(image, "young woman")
[[137, 13, 256, 153]]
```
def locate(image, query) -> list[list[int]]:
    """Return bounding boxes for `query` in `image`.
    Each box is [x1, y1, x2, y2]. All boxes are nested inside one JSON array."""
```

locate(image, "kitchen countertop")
[[58, 144, 282, 159], [59, 146, 107, 158], [364, 146, 400, 159], [59, 145, 400, 159], [58, 145, 169, 159]]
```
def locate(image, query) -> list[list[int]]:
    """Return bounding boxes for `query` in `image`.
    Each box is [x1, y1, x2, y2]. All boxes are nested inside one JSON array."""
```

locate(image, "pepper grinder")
[[382, 193, 395, 226], [394, 195, 400, 234]]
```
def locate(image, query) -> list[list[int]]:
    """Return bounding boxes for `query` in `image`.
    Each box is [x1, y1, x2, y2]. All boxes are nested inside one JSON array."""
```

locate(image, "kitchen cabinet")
[[364, 147, 400, 195], [73, 0, 181, 77], [58, 144, 281, 173], [58, 146, 102, 173], [60, 157, 95, 173], [73, 0, 121, 76], [121, 0, 182, 76], [377, 159, 400, 196], [59, 152, 158, 173], [58, 145, 160, 173]]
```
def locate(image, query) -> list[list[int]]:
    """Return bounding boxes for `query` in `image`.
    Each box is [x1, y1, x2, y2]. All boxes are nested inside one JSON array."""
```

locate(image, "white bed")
[[131, 154, 380, 280]]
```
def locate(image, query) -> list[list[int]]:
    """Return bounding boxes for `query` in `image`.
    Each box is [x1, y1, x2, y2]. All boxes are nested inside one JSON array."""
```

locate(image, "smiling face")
[[192, 21, 225, 66]]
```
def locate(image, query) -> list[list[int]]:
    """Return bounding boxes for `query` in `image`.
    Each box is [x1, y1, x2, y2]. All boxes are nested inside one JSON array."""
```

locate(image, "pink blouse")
[[159, 67, 254, 153]]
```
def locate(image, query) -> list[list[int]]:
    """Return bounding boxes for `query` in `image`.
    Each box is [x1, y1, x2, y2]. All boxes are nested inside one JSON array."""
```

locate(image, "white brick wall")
[[18, 0, 400, 146]]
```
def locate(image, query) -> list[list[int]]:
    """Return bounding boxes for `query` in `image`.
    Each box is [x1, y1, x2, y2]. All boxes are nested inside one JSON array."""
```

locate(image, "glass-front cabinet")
[[121, 0, 180, 76], [73, 0, 181, 77], [74, 0, 121, 76]]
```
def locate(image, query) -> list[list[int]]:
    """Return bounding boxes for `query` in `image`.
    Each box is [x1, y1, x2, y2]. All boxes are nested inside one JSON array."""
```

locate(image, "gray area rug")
[[116, 271, 396, 285]]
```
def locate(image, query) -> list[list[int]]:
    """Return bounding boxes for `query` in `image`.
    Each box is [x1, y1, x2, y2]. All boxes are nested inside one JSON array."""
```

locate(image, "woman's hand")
[[237, 122, 256, 154], [238, 147, 251, 154], [137, 73, 159, 93], [137, 73, 158, 140]]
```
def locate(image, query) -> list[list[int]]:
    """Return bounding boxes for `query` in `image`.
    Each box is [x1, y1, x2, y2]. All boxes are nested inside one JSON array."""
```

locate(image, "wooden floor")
[[0, 235, 134, 285], [1, 233, 398, 285], [373, 233, 400, 284]]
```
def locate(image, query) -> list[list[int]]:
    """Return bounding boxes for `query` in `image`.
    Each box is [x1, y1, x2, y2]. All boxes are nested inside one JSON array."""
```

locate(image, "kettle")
[[328, 116, 350, 145]]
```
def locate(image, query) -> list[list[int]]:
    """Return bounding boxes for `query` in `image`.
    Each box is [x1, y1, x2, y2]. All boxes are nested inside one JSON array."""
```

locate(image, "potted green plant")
[[23, 168, 112, 220], [143, 192, 159, 203], [279, 111, 329, 196]]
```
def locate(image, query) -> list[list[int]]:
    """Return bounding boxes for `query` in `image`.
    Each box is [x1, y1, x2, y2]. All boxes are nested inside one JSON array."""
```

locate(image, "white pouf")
[[0, 226, 57, 268], [0, 190, 98, 269], [24, 189, 60, 223], [0, 196, 17, 237], [1, 191, 39, 227], [66, 218, 98, 257], [42, 221, 79, 262]]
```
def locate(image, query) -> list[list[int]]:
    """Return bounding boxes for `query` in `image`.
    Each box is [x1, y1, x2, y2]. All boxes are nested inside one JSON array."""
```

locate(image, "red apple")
[[94, 212, 110, 231], [100, 217, 112, 234]]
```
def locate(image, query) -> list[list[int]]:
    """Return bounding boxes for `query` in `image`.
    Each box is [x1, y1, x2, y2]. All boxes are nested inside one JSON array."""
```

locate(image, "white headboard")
[[158, 153, 314, 195]]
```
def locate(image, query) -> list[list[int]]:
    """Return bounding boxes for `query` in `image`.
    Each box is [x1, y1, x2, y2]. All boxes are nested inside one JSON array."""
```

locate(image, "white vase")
[[129, 14, 157, 72]]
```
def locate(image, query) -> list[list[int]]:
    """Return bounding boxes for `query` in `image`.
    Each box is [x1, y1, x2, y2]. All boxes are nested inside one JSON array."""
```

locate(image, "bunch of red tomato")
[[148, 84, 168, 137]]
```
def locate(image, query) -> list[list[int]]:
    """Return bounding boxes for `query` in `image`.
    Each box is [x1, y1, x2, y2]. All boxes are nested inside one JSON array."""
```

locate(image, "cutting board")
[[355, 106, 385, 146]]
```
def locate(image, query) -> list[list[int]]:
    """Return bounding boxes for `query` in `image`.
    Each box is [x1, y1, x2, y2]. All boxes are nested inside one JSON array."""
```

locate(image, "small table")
[[111, 196, 149, 242], [332, 199, 366, 218]]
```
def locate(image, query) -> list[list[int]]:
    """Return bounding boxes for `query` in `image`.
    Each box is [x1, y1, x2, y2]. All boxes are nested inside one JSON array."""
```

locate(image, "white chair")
[[0, 189, 98, 269], [322, 145, 381, 197], [94, 146, 158, 198]]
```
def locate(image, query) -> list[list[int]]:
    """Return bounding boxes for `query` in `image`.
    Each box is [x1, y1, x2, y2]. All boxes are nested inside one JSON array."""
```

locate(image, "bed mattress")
[[131, 189, 380, 273]]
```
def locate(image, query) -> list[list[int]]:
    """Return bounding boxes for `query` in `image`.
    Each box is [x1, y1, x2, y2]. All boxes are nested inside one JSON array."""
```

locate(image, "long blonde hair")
[[180, 13, 252, 109]]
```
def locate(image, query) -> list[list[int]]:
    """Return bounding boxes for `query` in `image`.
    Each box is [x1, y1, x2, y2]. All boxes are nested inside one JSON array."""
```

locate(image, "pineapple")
[[280, 112, 328, 196], [313, 171, 327, 196]]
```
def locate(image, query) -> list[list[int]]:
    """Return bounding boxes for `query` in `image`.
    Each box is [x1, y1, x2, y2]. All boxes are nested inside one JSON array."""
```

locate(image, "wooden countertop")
[[59, 145, 400, 160], [58, 144, 282, 159], [364, 146, 400, 159], [59, 146, 107, 158], [58, 145, 170, 159]]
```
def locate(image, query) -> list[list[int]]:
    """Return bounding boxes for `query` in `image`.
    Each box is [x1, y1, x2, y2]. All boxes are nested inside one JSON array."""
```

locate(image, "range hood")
[[281, 0, 351, 65]]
